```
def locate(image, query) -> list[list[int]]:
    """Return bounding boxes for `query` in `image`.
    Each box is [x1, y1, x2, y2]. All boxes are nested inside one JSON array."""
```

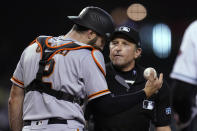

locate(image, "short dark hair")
[[72, 24, 89, 33], [72, 24, 102, 37]]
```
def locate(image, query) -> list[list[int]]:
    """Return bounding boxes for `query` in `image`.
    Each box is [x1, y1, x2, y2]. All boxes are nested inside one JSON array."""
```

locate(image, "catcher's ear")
[[87, 30, 97, 40]]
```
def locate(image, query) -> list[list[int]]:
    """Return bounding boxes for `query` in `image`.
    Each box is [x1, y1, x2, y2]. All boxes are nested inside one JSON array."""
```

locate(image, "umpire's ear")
[[134, 47, 142, 59]]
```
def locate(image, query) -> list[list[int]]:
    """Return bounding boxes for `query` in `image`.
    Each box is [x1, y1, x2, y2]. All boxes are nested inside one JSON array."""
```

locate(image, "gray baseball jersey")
[[10, 36, 110, 127]]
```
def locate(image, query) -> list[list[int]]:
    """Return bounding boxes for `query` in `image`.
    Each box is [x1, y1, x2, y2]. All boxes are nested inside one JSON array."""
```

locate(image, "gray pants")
[[22, 119, 84, 131]]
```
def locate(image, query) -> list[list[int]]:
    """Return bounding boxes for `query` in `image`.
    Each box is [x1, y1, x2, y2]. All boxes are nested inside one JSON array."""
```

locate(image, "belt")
[[23, 118, 67, 126]]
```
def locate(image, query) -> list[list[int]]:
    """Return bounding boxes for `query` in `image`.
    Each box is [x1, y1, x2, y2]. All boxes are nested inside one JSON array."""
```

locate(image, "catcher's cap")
[[110, 26, 141, 47], [67, 6, 115, 38]]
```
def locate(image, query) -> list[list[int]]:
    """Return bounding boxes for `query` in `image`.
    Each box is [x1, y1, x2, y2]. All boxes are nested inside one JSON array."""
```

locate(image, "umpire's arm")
[[8, 84, 24, 131]]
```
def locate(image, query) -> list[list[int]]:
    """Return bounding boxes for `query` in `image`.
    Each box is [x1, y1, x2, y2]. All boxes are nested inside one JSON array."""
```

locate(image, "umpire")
[[86, 25, 172, 131]]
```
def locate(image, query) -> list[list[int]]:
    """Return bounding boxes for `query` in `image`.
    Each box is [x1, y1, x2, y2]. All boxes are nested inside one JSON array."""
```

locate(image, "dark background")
[[0, 0, 196, 130]]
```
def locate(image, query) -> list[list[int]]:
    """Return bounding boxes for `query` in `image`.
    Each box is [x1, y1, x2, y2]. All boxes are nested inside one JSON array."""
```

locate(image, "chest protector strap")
[[25, 36, 97, 105]]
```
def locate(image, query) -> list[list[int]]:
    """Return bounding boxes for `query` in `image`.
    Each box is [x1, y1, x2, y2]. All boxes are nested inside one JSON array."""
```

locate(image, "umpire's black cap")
[[110, 26, 141, 47], [67, 6, 115, 38]]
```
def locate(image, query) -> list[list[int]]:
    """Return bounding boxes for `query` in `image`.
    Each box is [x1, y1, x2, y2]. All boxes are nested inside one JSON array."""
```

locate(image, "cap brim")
[[67, 16, 79, 20], [67, 16, 82, 25], [111, 31, 137, 43]]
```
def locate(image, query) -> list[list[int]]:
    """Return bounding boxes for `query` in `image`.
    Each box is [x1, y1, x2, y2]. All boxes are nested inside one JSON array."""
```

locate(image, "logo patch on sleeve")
[[165, 107, 171, 115], [143, 100, 154, 110]]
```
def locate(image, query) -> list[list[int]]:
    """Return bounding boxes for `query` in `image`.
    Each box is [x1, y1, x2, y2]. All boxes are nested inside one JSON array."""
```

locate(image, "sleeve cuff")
[[10, 76, 24, 88], [88, 89, 110, 101]]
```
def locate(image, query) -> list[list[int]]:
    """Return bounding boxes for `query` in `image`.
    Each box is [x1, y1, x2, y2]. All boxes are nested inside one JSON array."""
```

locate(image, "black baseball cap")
[[67, 6, 115, 38], [110, 26, 141, 47]]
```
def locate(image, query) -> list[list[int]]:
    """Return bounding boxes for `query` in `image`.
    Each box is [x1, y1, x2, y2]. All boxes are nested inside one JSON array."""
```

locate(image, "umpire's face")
[[109, 37, 142, 71]]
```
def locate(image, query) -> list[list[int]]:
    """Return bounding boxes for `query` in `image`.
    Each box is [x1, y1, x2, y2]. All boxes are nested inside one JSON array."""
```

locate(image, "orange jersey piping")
[[35, 38, 43, 59], [88, 89, 109, 99], [11, 76, 24, 86], [45, 36, 74, 48], [47, 46, 95, 61], [91, 49, 106, 76]]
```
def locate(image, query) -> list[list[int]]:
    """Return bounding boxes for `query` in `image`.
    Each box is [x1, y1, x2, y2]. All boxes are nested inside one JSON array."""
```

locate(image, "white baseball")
[[143, 67, 157, 80]]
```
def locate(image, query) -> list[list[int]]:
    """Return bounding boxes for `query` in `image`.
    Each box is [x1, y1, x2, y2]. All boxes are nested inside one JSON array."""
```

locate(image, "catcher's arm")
[[8, 84, 24, 131]]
